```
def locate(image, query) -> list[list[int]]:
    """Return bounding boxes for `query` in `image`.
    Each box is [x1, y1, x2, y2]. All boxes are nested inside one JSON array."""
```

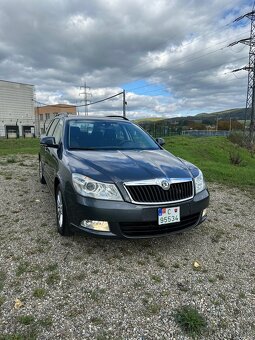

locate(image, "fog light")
[[81, 220, 110, 232], [202, 209, 207, 217]]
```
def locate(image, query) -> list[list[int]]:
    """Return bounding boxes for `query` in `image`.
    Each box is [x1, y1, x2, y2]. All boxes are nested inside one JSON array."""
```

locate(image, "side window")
[[46, 119, 59, 136], [53, 120, 64, 144]]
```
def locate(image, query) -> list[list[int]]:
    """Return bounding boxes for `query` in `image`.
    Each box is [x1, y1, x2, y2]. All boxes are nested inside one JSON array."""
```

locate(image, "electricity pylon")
[[229, 10, 255, 146], [80, 82, 92, 116]]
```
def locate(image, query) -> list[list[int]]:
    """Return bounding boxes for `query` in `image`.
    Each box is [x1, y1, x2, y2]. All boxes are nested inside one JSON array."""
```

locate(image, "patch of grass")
[[67, 308, 83, 318], [45, 263, 58, 272], [96, 331, 113, 340], [89, 290, 99, 301], [0, 296, 6, 306], [73, 273, 86, 281], [16, 262, 30, 277], [151, 275, 162, 283], [117, 266, 125, 272], [137, 260, 146, 266], [218, 293, 227, 301], [36, 238, 50, 246], [146, 303, 161, 315], [0, 271, 6, 292], [174, 306, 207, 337], [18, 315, 35, 325], [0, 139, 39, 156], [229, 150, 243, 166], [18, 161, 27, 166], [46, 272, 60, 285], [6, 156, 17, 163], [33, 288, 46, 299], [177, 282, 190, 292], [164, 136, 255, 187], [90, 316, 103, 325], [37, 316, 53, 328], [172, 262, 181, 269], [216, 274, 224, 281], [234, 223, 244, 228], [238, 292, 246, 299], [211, 229, 225, 243], [156, 257, 167, 268], [0, 334, 27, 340], [211, 299, 221, 306], [4, 175, 12, 180], [133, 281, 145, 289]]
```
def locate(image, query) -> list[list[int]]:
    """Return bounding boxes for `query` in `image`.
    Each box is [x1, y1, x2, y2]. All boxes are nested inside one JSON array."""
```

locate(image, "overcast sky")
[[0, 0, 253, 118]]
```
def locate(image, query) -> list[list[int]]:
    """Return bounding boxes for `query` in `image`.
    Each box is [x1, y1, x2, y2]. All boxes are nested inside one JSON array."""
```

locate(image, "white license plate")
[[158, 207, 180, 225]]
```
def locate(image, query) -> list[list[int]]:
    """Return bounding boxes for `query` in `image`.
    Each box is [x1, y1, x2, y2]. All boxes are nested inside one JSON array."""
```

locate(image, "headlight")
[[194, 169, 206, 194], [72, 173, 123, 201]]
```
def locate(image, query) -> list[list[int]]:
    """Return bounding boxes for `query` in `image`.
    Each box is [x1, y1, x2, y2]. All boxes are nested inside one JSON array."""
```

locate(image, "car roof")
[[59, 115, 130, 122]]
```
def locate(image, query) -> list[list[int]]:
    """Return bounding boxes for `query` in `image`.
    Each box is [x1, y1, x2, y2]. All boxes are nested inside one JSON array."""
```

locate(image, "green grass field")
[[0, 138, 39, 156], [0, 136, 254, 187], [165, 136, 255, 187]]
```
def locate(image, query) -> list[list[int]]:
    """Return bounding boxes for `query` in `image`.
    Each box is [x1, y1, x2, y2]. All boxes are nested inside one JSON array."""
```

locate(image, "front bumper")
[[65, 188, 209, 239]]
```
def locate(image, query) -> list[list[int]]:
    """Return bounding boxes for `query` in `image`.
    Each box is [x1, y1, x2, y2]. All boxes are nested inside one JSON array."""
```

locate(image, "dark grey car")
[[39, 116, 209, 238]]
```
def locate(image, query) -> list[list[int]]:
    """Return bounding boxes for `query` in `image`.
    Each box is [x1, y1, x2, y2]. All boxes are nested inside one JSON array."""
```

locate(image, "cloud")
[[0, 0, 252, 118]]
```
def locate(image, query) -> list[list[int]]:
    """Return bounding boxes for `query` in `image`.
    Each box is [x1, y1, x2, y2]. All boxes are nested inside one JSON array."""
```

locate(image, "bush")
[[228, 132, 244, 147], [229, 150, 243, 166], [174, 305, 207, 337]]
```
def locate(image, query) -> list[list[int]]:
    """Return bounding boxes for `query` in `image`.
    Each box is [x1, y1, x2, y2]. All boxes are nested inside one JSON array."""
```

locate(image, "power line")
[[126, 54, 249, 96], [130, 28, 250, 73], [125, 32, 249, 93], [33, 91, 124, 109]]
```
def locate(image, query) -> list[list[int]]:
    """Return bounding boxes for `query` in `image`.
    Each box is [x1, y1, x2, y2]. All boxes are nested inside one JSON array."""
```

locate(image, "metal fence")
[[141, 125, 232, 138], [182, 130, 231, 137]]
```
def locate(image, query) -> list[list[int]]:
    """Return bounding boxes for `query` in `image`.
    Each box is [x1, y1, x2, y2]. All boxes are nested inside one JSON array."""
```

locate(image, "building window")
[[46, 113, 50, 120], [40, 114, 44, 121]]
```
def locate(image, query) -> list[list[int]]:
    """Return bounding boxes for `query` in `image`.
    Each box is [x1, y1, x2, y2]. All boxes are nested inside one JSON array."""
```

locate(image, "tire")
[[39, 159, 46, 184], [55, 185, 73, 236]]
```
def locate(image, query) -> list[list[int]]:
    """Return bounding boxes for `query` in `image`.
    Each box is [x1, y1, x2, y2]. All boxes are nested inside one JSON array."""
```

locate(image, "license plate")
[[158, 207, 180, 225]]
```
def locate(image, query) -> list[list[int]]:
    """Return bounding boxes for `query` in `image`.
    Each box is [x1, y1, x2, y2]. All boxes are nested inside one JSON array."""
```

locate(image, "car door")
[[46, 119, 64, 194], [41, 119, 59, 191]]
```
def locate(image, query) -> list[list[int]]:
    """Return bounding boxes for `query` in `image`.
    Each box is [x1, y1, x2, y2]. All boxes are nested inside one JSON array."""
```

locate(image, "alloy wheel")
[[56, 190, 64, 229]]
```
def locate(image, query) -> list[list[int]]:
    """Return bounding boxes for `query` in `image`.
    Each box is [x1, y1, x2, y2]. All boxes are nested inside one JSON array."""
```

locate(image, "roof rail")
[[106, 115, 129, 120], [56, 113, 69, 117]]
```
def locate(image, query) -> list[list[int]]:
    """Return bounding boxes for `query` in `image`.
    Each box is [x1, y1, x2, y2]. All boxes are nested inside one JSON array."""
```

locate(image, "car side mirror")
[[40, 136, 59, 148], [156, 137, 165, 146]]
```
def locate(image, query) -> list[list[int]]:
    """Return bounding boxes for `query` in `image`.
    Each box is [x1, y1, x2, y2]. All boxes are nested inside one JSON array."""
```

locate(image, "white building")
[[0, 80, 36, 138]]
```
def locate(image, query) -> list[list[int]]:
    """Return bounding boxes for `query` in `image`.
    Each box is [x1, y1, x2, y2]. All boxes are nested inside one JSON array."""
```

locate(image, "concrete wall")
[[0, 80, 35, 137]]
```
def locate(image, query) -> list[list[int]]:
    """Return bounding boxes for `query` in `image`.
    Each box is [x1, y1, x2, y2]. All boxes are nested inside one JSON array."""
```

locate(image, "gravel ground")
[[0, 154, 254, 340]]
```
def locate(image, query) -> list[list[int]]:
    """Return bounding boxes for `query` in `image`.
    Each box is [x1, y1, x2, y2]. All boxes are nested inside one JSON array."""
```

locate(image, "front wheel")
[[55, 185, 72, 236]]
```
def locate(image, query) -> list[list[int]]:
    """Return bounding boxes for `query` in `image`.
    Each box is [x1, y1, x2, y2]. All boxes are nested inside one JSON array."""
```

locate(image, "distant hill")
[[135, 108, 249, 126], [195, 108, 248, 120]]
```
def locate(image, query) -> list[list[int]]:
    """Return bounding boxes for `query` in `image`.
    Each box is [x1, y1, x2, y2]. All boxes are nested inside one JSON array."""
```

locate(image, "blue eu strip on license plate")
[[158, 207, 180, 225]]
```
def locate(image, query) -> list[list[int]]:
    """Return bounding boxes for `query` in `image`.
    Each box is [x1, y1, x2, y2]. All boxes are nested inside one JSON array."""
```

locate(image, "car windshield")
[[67, 119, 160, 150]]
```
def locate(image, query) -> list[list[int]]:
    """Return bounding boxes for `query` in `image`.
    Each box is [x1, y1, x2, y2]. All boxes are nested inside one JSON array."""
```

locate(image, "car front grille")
[[119, 213, 200, 237], [125, 181, 193, 204]]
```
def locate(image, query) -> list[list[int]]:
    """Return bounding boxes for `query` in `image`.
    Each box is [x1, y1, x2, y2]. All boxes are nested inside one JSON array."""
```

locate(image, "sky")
[[0, 0, 254, 119]]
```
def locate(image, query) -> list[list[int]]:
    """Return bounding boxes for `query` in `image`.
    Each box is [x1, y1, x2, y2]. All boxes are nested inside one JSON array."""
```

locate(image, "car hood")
[[66, 149, 194, 183]]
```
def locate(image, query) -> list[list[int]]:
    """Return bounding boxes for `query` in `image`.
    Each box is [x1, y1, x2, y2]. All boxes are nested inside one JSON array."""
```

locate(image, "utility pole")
[[123, 90, 127, 117], [229, 10, 255, 146], [80, 82, 92, 116]]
